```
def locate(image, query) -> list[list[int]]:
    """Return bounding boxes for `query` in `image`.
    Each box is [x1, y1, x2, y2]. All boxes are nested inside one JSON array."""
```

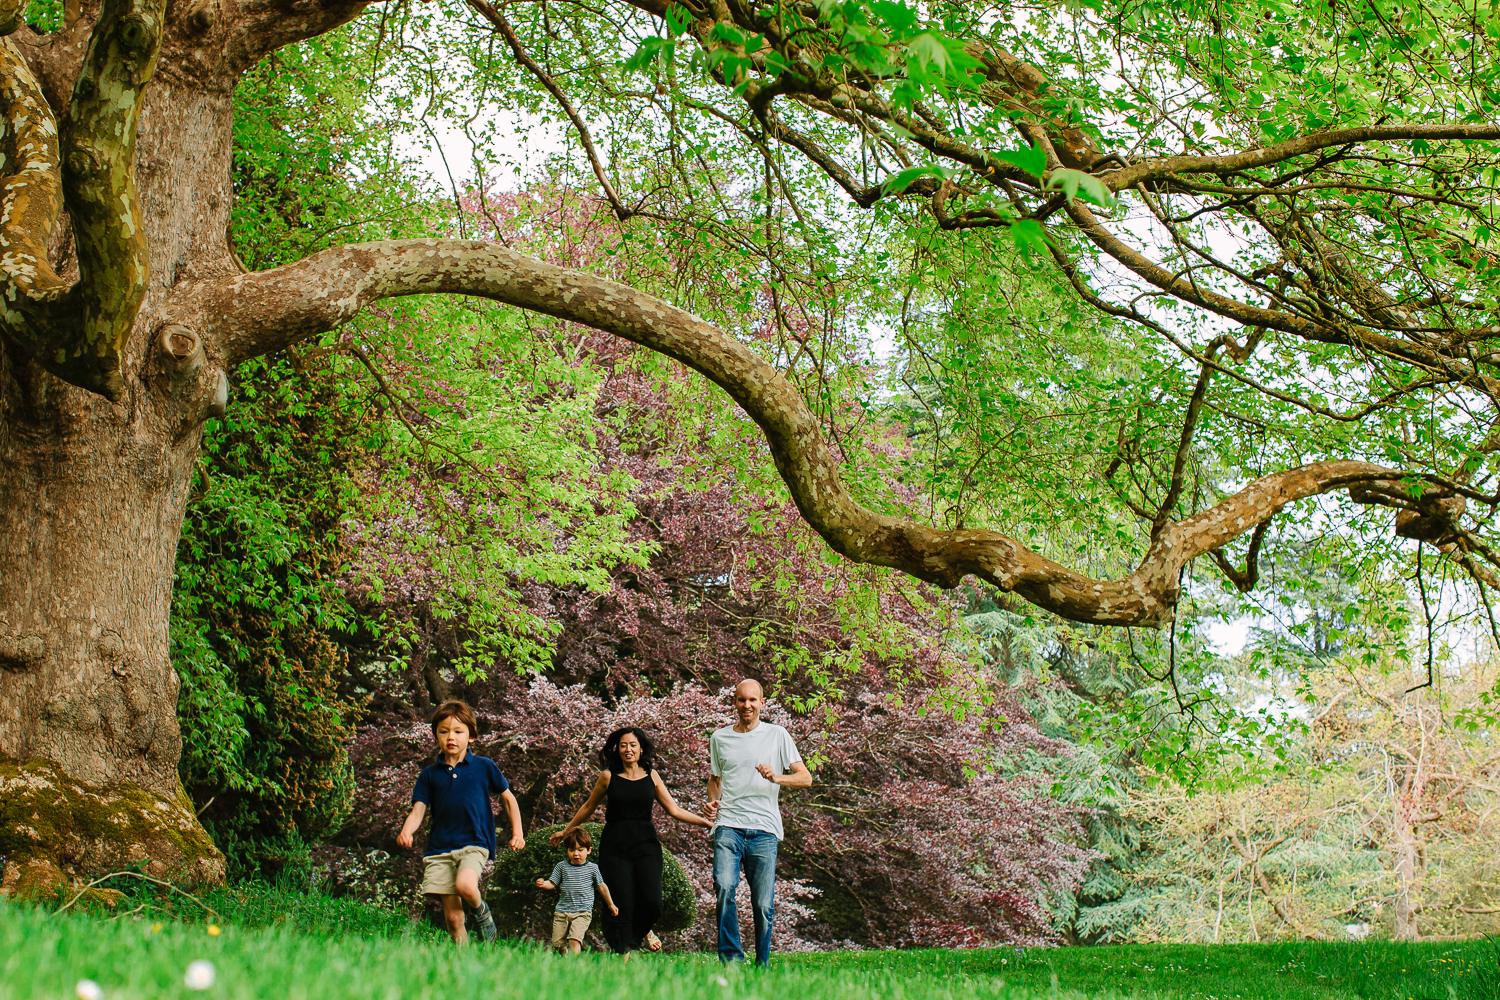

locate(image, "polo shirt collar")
[[437, 750, 473, 767]]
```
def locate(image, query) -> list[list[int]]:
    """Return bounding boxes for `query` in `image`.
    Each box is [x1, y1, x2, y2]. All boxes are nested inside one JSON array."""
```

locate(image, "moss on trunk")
[[0, 755, 224, 899]]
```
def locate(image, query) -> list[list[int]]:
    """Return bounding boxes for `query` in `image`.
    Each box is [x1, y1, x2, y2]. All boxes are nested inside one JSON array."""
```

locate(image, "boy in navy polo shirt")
[[397, 699, 525, 945]]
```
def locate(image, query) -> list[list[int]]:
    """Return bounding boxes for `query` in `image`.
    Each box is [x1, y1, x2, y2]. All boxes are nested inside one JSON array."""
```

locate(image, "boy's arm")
[[534, 879, 557, 890], [499, 789, 526, 850], [597, 882, 619, 916], [396, 801, 427, 850]]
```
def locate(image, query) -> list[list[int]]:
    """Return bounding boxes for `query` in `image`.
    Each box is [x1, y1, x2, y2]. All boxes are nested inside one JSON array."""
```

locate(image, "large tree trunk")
[[0, 7, 237, 893]]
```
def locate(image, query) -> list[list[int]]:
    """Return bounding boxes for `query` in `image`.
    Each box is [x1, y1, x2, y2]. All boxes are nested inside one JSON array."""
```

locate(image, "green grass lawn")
[[1, 888, 1494, 1000]]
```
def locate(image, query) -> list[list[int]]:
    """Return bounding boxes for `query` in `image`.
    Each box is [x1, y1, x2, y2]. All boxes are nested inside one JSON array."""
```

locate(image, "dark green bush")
[[486, 823, 696, 941], [174, 353, 372, 881]]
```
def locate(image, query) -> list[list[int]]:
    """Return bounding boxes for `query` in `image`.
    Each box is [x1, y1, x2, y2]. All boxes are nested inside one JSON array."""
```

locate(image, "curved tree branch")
[[163, 237, 1418, 625]]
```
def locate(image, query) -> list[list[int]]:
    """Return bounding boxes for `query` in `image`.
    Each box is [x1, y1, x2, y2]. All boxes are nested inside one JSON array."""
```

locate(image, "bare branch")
[[468, 0, 635, 220], [1101, 125, 1500, 192], [0, 0, 164, 400], [164, 238, 1423, 625]]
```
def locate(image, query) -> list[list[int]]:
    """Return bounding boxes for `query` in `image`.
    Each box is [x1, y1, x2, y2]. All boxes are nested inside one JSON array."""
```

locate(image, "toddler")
[[535, 828, 618, 954]]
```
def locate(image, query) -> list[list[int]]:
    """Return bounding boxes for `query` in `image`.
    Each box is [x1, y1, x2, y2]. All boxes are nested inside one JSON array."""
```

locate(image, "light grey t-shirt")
[[709, 721, 802, 841]]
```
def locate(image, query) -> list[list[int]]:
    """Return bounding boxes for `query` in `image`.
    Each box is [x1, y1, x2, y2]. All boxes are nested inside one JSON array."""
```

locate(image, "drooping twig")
[[468, 0, 634, 220], [54, 871, 220, 919]]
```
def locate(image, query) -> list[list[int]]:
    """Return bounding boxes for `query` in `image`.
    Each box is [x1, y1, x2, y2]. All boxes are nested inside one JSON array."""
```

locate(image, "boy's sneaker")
[[469, 900, 498, 943]]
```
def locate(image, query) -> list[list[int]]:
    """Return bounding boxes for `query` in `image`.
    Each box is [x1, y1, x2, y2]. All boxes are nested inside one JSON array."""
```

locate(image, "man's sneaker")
[[471, 900, 498, 942]]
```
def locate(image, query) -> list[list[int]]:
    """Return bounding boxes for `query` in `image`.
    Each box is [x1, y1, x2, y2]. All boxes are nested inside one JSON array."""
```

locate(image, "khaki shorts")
[[551, 911, 592, 947], [421, 846, 489, 895]]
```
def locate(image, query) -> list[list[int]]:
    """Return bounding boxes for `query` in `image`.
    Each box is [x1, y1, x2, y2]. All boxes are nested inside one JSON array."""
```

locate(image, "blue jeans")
[[713, 826, 778, 966]]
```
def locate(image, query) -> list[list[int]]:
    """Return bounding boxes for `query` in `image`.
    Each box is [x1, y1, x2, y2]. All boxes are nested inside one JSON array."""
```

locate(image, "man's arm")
[[706, 774, 722, 820], [500, 789, 526, 850], [755, 760, 812, 788], [396, 801, 427, 849]]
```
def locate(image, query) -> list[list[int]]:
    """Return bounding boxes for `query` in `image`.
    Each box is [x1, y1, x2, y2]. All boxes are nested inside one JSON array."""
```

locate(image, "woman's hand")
[[548, 829, 567, 847]]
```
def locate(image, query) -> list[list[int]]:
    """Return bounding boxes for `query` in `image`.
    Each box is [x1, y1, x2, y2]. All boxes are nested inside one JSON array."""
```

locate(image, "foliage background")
[[166, 0, 1500, 949]]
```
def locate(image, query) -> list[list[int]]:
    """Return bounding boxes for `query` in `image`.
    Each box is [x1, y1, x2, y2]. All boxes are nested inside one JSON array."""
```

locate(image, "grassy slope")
[[2, 891, 1493, 1000]]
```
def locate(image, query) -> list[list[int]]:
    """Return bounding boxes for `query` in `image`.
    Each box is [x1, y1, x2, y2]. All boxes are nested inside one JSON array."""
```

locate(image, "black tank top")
[[605, 771, 656, 824]]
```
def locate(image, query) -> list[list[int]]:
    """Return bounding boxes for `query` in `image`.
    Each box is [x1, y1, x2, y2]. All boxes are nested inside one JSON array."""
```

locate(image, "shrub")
[[174, 353, 370, 881]]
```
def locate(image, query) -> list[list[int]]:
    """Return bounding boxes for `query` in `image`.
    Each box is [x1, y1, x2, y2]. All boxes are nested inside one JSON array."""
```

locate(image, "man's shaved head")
[[731, 678, 765, 730], [734, 678, 764, 699]]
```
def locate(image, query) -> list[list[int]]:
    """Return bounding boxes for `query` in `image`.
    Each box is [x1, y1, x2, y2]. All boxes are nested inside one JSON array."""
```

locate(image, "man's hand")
[[509, 832, 527, 850], [396, 830, 413, 849], [755, 763, 780, 784]]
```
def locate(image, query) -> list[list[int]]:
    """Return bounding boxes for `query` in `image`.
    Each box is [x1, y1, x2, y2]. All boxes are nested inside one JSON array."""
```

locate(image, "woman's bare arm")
[[550, 771, 611, 845], [653, 771, 712, 829]]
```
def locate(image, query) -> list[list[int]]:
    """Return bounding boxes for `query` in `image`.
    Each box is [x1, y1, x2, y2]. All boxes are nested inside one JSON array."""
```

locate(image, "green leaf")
[[906, 32, 953, 79], [882, 165, 948, 194], [1045, 168, 1116, 207], [993, 142, 1047, 180], [870, 0, 918, 36], [1010, 218, 1051, 259]]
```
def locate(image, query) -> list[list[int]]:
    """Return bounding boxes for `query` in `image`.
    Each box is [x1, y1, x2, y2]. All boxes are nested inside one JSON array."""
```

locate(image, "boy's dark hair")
[[562, 828, 592, 849], [430, 699, 478, 736], [599, 727, 656, 774]]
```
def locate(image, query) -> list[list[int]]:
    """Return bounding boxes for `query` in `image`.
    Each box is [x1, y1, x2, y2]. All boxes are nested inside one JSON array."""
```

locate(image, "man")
[[704, 679, 812, 966]]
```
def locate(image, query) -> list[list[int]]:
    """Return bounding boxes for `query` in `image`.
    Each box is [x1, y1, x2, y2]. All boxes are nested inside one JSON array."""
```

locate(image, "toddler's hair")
[[562, 828, 592, 849], [430, 699, 478, 735]]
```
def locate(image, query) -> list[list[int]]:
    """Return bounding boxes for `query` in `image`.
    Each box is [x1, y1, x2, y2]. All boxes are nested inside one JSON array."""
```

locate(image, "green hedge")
[[486, 823, 697, 941]]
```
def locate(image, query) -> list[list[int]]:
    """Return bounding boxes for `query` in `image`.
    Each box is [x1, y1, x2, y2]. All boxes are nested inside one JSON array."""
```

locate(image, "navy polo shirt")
[[411, 751, 510, 857]]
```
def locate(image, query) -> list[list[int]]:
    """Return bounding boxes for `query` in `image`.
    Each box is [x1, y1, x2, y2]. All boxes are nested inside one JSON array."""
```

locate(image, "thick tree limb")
[[0, 0, 163, 400], [164, 238, 1416, 625], [1100, 125, 1500, 192]]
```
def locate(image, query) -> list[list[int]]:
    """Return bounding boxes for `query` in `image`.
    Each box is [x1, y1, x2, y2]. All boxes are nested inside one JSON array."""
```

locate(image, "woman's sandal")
[[644, 931, 662, 952]]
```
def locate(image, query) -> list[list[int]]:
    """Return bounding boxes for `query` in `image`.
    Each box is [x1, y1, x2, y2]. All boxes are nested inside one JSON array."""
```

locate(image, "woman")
[[551, 727, 711, 956]]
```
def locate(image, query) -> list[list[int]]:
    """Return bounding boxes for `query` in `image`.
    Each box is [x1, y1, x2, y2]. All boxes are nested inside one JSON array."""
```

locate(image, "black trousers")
[[598, 830, 663, 954]]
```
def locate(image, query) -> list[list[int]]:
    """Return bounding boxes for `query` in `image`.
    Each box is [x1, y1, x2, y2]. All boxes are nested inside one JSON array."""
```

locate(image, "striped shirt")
[[548, 861, 604, 914]]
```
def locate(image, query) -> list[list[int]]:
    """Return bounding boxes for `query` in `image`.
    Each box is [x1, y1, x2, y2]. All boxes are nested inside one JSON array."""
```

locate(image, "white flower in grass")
[[75, 979, 102, 1000], [183, 961, 217, 990], [715, 977, 729, 987]]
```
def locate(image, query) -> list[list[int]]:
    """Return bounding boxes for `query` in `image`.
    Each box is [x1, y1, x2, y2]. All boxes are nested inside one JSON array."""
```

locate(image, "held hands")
[[703, 800, 720, 821]]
